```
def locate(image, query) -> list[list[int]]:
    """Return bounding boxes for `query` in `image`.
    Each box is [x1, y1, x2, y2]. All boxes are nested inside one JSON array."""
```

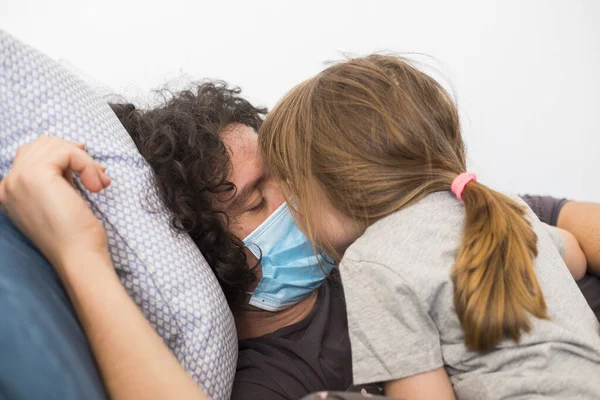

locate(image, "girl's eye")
[[248, 198, 265, 214]]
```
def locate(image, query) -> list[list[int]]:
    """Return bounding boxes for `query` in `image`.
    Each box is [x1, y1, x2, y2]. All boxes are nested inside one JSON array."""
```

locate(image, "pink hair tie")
[[451, 172, 477, 201]]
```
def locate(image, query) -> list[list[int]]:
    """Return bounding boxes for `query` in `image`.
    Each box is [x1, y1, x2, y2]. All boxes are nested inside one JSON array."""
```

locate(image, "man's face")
[[217, 123, 285, 240]]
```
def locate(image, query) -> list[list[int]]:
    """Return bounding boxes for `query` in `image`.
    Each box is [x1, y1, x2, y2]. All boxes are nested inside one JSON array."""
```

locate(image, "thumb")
[[0, 179, 8, 215], [0, 178, 5, 204]]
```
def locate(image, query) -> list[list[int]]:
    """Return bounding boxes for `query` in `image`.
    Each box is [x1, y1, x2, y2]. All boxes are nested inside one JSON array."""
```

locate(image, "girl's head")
[[261, 55, 466, 258], [260, 54, 548, 351]]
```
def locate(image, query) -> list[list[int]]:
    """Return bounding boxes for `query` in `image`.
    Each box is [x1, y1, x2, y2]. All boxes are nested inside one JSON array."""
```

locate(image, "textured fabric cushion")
[[0, 30, 237, 400], [0, 214, 108, 400]]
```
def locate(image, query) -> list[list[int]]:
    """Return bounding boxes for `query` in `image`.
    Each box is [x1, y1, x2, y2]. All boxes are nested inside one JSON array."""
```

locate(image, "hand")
[[0, 136, 111, 270]]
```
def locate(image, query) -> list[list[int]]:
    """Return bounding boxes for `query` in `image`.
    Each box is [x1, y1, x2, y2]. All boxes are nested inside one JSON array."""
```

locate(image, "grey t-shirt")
[[341, 192, 600, 399]]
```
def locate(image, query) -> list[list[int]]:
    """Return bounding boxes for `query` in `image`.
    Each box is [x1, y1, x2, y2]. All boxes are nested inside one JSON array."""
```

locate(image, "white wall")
[[2, 0, 599, 200]]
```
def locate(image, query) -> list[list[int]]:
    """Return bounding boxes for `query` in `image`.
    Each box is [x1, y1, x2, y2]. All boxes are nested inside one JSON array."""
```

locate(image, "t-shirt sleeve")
[[520, 195, 570, 226], [542, 223, 566, 258], [339, 256, 443, 386]]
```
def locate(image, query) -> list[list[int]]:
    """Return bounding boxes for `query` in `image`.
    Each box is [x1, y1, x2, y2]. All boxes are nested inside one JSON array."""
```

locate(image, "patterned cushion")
[[0, 30, 237, 400]]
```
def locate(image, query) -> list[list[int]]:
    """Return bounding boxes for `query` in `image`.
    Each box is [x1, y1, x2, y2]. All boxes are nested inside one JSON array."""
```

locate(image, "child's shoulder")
[[344, 191, 465, 271], [361, 191, 463, 239]]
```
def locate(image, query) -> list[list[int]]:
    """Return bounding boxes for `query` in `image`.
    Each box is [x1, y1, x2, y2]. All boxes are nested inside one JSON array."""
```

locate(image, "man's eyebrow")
[[228, 172, 267, 210]]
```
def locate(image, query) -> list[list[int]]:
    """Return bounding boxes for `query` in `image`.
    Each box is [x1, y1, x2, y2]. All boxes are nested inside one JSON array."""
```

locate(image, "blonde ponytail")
[[452, 181, 549, 352]]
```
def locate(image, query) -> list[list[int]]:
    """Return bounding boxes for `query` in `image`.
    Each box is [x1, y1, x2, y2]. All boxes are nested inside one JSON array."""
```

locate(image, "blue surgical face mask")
[[243, 202, 333, 312]]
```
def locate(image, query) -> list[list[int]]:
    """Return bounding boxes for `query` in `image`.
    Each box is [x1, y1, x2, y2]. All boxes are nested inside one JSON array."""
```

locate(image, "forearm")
[[384, 368, 455, 400], [558, 201, 600, 276], [58, 250, 208, 400]]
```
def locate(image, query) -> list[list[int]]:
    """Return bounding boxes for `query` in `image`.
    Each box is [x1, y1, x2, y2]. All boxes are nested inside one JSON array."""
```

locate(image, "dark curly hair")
[[109, 81, 267, 308]]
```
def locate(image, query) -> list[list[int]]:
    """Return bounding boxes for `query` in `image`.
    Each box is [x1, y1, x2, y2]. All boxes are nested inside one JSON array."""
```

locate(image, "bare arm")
[[384, 368, 455, 400], [59, 251, 208, 400], [0, 138, 209, 400], [558, 202, 600, 277]]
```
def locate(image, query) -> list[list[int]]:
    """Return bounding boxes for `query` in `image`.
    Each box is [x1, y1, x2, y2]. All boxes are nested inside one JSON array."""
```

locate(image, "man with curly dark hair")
[[106, 82, 600, 400], [110, 83, 267, 306]]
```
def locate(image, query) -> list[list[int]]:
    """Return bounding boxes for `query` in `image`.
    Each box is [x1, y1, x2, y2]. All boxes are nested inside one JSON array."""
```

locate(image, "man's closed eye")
[[247, 198, 265, 214]]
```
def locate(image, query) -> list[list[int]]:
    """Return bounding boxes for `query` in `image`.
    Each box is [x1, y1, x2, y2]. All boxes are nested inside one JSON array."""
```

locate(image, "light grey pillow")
[[0, 30, 237, 400]]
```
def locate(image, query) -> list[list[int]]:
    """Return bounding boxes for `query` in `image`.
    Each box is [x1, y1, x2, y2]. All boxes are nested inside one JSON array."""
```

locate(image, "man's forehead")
[[222, 124, 258, 152], [222, 124, 263, 184]]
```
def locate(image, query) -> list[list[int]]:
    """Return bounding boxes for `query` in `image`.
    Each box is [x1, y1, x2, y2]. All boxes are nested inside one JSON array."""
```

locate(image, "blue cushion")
[[0, 214, 107, 399]]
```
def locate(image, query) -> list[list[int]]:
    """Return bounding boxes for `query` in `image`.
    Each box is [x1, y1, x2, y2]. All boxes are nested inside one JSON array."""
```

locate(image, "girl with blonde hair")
[[259, 55, 600, 399]]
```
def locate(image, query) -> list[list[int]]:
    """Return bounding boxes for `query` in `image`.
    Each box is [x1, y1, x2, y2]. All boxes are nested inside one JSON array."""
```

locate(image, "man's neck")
[[234, 290, 319, 340]]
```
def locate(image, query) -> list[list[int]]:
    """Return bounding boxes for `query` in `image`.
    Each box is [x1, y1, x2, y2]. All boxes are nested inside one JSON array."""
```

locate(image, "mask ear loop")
[[244, 242, 263, 296], [321, 252, 336, 266], [245, 242, 263, 261]]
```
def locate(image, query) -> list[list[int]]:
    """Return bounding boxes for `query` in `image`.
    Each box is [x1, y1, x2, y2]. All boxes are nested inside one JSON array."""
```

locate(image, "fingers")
[[63, 170, 75, 186], [57, 147, 108, 193], [99, 171, 111, 188], [13, 143, 32, 160], [45, 138, 109, 192], [22, 137, 110, 193], [94, 162, 109, 187], [63, 168, 109, 190]]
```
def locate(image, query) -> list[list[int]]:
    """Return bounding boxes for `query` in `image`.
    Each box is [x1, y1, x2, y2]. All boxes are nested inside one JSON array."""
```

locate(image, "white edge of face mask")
[[242, 202, 289, 243]]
